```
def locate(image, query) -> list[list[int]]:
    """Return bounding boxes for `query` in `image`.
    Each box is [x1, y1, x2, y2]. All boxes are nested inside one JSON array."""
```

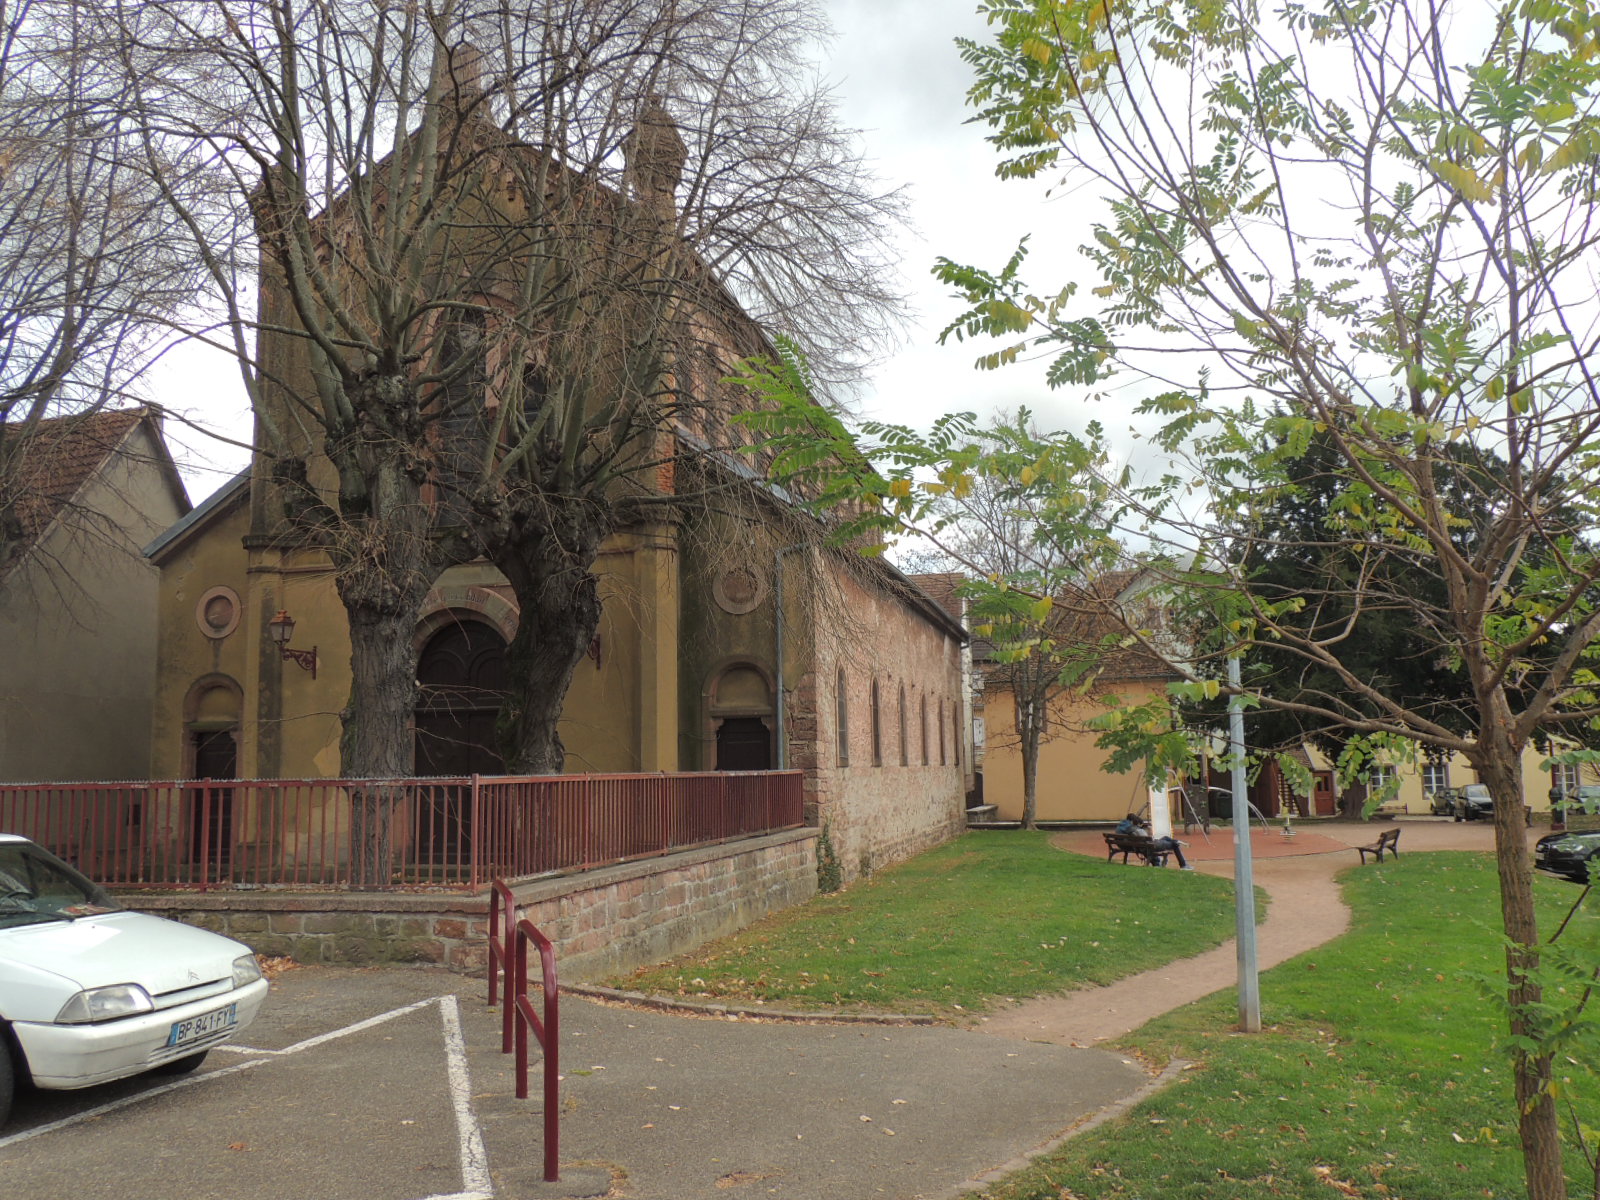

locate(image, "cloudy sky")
[[158, 1, 1109, 498], [821, 0, 1102, 433]]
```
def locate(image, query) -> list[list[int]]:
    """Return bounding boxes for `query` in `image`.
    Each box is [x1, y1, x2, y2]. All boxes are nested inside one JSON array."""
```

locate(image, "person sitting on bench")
[[1114, 813, 1194, 870]]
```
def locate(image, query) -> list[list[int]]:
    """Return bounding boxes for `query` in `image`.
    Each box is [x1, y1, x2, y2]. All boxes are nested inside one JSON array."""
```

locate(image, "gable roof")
[[3, 406, 190, 574], [144, 466, 250, 563]]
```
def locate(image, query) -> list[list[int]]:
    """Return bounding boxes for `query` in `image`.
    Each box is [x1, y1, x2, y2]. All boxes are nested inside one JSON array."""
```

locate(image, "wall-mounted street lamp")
[[267, 609, 318, 680]]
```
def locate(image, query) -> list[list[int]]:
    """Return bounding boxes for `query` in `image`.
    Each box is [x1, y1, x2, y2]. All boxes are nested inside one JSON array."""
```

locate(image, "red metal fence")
[[0, 771, 805, 891]]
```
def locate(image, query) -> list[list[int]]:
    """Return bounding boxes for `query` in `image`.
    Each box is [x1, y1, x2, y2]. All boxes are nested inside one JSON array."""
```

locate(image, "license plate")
[[167, 1003, 237, 1048]]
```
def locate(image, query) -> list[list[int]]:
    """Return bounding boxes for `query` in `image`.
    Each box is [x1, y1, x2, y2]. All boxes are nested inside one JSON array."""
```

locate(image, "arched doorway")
[[183, 676, 241, 868], [707, 663, 774, 771], [414, 620, 509, 775], [414, 620, 508, 864]]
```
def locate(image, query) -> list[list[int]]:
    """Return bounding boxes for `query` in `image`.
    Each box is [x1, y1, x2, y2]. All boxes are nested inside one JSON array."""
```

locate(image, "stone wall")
[[793, 562, 968, 881], [133, 827, 817, 982]]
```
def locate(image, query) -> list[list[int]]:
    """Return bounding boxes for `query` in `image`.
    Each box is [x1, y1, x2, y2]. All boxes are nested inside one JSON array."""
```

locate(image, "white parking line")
[[0, 995, 499, 1200], [0, 1055, 270, 1149]]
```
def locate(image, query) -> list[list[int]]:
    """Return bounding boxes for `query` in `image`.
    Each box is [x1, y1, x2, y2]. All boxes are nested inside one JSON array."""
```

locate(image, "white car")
[[0, 834, 269, 1126]]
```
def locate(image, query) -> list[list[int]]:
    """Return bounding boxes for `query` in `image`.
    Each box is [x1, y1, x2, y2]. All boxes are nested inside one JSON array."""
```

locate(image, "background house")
[[0, 407, 190, 781], [972, 569, 1178, 824]]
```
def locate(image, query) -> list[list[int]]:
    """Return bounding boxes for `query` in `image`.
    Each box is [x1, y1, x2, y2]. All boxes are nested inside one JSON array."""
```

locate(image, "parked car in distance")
[[1455, 783, 1496, 822], [1535, 828, 1600, 884], [1428, 787, 1462, 816], [1552, 785, 1600, 821], [0, 834, 269, 1126]]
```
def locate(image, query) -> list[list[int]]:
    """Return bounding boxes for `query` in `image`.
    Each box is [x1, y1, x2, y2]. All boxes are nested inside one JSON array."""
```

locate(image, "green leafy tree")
[[886, 409, 1134, 827], [743, 2, 1600, 1194]]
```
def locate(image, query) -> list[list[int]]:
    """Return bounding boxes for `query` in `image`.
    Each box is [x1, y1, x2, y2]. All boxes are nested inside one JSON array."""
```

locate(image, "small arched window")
[[870, 678, 883, 767], [920, 694, 929, 765], [898, 684, 908, 767], [953, 700, 961, 767], [835, 667, 850, 767], [938, 697, 947, 765]]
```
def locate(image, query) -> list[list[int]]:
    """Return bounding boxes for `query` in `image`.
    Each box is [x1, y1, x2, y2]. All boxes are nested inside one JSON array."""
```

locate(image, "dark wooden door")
[[414, 622, 508, 863], [1313, 770, 1337, 816], [190, 729, 235, 866], [716, 717, 772, 771]]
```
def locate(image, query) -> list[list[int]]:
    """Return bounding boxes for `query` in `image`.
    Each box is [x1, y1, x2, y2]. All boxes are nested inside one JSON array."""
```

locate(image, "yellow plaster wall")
[[152, 495, 668, 779], [981, 682, 1169, 823], [0, 424, 184, 782]]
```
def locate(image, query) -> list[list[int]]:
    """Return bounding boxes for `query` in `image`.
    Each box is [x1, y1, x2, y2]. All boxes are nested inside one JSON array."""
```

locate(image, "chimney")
[[624, 98, 686, 218]]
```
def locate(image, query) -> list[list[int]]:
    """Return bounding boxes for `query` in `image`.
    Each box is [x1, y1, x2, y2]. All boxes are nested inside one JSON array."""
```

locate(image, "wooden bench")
[[1103, 831, 1172, 867], [1356, 827, 1401, 863]]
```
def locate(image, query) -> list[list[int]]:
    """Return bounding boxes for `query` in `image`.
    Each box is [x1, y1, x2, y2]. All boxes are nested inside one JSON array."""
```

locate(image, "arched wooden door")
[[414, 620, 508, 863]]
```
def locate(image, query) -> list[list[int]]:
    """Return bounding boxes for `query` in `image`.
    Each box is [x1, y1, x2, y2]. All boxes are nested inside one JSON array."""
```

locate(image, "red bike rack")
[[488, 880, 560, 1182]]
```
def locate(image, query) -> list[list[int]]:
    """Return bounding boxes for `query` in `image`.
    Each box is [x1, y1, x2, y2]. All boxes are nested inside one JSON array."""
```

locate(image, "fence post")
[[197, 782, 212, 893], [469, 775, 481, 890]]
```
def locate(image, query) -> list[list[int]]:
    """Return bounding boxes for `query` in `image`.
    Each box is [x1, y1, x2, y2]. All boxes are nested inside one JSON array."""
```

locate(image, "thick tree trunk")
[[321, 385, 444, 888], [1474, 723, 1569, 1200], [490, 513, 607, 775], [339, 597, 420, 887]]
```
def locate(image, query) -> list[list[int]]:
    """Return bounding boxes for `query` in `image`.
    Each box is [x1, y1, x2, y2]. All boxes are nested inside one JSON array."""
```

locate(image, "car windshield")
[[0, 842, 119, 930], [1464, 785, 1492, 800]]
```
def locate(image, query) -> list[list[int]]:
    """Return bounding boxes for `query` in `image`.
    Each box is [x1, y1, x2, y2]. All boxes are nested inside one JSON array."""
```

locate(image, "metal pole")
[[773, 544, 803, 770], [1229, 654, 1261, 1032]]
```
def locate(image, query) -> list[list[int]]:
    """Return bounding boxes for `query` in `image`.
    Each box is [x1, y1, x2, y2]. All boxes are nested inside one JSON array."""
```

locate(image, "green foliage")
[[610, 832, 1239, 1017], [815, 821, 843, 894]]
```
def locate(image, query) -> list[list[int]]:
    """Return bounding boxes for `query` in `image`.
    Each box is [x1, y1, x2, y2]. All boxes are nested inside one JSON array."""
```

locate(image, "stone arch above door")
[[704, 660, 775, 771], [415, 585, 519, 651]]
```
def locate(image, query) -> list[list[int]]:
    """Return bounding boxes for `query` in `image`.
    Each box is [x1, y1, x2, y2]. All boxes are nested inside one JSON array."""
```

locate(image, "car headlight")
[[55, 984, 154, 1024], [231, 954, 263, 988]]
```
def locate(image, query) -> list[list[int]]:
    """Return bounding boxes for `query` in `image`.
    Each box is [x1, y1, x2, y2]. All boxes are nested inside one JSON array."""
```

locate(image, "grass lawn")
[[967, 851, 1600, 1200], [608, 831, 1240, 1017]]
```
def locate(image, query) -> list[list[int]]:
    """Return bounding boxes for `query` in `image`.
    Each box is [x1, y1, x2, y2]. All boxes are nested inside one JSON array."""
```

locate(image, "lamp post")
[[1229, 653, 1260, 1032], [268, 610, 319, 679]]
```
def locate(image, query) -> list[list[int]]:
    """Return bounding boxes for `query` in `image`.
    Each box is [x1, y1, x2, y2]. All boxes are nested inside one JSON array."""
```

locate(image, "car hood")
[[0, 911, 246, 996]]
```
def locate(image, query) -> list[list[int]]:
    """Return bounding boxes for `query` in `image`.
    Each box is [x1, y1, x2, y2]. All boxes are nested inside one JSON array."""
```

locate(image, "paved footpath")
[[0, 817, 1509, 1200], [975, 816, 1515, 1047]]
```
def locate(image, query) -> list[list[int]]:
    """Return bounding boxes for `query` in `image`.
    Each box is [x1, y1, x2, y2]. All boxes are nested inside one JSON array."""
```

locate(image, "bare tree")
[[0, 0, 191, 575], [52, 0, 902, 817]]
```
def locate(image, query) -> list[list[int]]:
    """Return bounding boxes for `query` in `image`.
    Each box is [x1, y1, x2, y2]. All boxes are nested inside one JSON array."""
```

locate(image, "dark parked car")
[[1454, 783, 1495, 821], [1535, 828, 1600, 883]]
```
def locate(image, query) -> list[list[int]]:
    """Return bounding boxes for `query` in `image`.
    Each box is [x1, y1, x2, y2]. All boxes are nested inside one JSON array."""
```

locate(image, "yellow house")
[[976, 569, 1180, 824]]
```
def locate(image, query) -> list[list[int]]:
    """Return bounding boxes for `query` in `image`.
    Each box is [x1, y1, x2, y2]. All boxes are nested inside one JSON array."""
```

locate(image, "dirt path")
[[973, 818, 1513, 1048]]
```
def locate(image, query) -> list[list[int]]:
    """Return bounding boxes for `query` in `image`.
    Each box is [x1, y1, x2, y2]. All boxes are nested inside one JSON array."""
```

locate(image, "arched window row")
[[834, 668, 963, 772]]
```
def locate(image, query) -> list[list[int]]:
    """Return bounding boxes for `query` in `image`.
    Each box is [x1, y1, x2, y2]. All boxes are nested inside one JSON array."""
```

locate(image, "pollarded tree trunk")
[[322, 383, 446, 887], [1474, 708, 1568, 1200], [339, 593, 420, 887], [488, 506, 608, 776]]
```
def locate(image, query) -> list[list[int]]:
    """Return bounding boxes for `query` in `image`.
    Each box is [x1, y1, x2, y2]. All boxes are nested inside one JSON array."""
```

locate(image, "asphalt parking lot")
[[0, 965, 1154, 1200]]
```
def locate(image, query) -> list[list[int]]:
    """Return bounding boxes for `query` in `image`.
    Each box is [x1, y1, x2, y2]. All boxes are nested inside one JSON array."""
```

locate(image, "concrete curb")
[[561, 981, 939, 1025]]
